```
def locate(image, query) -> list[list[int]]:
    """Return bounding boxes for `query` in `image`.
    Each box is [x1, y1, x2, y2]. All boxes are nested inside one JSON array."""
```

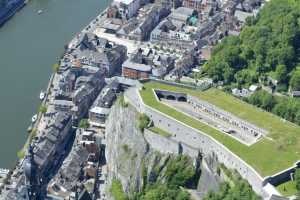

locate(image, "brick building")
[[122, 59, 152, 79]]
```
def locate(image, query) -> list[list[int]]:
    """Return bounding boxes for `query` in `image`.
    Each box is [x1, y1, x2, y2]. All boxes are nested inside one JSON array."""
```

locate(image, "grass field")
[[276, 180, 298, 197], [148, 126, 172, 137], [140, 81, 300, 177]]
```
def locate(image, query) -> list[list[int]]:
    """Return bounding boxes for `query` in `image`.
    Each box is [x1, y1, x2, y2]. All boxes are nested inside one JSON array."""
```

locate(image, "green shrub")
[[110, 179, 128, 200], [138, 113, 150, 132], [118, 95, 128, 107], [52, 63, 60, 72], [17, 150, 25, 159], [39, 105, 47, 114]]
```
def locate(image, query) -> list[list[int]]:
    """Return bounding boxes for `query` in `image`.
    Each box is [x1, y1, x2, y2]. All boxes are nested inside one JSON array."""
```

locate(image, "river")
[[0, 0, 111, 168]]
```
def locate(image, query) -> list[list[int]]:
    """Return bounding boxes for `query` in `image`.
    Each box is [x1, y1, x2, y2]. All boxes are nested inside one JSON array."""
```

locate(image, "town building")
[[122, 59, 152, 79], [47, 129, 102, 199], [151, 7, 197, 45], [291, 90, 300, 98], [112, 0, 141, 19], [122, 47, 175, 79], [182, 0, 219, 21], [129, 4, 170, 41], [33, 111, 73, 176], [89, 81, 120, 127], [72, 68, 106, 125], [64, 33, 127, 77]]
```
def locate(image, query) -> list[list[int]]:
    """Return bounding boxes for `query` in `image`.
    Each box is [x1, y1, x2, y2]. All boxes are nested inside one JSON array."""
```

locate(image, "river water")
[[0, 0, 111, 168]]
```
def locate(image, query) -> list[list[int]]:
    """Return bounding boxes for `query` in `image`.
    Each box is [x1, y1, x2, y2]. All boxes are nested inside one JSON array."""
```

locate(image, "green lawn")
[[148, 126, 172, 137], [140, 81, 300, 177], [276, 180, 298, 197]]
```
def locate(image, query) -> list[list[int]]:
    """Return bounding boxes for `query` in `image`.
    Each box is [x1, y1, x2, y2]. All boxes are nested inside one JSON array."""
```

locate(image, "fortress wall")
[[144, 105, 264, 194], [124, 88, 270, 197], [144, 129, 179, 155], [144, 129, 199, 158]]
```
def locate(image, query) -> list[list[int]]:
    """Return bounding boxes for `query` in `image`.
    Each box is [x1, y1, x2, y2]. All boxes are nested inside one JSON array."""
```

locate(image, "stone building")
[[130, 4, 170, 41], [112, 0, 141, 19], [122, 59, 152, 79], [33, 112, 73, 176], [89, 81, 120, 126]]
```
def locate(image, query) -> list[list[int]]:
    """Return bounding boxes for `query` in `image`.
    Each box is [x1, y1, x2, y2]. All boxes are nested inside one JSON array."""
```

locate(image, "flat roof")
[[90, 107, 110, 115], [234, 10, 254, 22], [114, 0, 136, 5]]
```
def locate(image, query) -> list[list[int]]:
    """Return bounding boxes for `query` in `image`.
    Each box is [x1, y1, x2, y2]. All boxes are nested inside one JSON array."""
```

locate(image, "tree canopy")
[[246, 90, 300, 125], [204, 0, 300, 91]]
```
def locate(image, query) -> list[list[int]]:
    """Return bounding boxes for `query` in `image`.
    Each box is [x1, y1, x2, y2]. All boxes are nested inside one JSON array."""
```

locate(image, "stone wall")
[[144, 129, 199, 158], [124, 87, 272, 198]]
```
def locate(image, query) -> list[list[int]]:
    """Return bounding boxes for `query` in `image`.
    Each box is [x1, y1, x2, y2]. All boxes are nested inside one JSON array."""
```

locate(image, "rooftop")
[[114, 0, 135, 5], [123, 59, 152, 72]]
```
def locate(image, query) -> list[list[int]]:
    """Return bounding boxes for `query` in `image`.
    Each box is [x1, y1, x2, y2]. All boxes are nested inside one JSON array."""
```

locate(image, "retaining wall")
[[264, 161, 300, 186]]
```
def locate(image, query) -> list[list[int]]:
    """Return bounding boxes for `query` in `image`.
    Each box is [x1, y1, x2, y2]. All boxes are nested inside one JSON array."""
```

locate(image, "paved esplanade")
[[0, 0, 111, 168]]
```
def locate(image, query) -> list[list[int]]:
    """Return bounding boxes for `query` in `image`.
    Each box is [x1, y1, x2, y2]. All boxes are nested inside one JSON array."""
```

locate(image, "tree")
[[271, 99, 285, 117], [79, 119, 89, 129], [290, 69, 300, 90], [52, 63, 60, 72], [39, 105, 47, 114], [295, 111, 300, 125], [261, 93, 276, 111], [205, 0, 300, 90], [110, 179, 128, 200], [275, 64, 288, 83], [138, 113, 150, 132], [223, 67, 234, 83]]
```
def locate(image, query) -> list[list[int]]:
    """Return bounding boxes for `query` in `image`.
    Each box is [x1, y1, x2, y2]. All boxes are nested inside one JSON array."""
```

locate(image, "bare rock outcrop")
[[105, 103, 172, 197]]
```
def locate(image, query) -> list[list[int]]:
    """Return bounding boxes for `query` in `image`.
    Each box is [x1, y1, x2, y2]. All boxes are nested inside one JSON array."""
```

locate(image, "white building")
[[113, 0, 141, 19]]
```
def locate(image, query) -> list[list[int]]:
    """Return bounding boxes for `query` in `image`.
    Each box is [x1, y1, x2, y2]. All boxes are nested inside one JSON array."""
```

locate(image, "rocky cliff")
[[105, 101, 223, 199], [106, 102, 204, 197]]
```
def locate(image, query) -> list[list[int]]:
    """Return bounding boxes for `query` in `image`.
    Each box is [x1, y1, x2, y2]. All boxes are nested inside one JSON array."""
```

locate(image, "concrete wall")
[[125, 87, 271, 198]]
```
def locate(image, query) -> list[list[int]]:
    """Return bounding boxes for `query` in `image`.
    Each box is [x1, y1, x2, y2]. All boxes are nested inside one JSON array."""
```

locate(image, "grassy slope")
[[140, 81, 300, 176]]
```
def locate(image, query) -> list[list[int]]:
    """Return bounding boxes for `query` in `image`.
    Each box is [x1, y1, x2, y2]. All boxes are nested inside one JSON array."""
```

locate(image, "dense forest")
[[203, 0, 300, 92], [244, 90, 300, 125]]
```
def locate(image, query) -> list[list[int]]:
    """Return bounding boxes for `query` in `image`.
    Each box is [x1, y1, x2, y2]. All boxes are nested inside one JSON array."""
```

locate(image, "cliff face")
[[105, 103, 183, 198], [105, 102, 222, 200], [105, 103, 146, 195]]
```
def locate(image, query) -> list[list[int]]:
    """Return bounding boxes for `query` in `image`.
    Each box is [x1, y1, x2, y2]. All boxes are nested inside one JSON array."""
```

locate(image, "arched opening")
[[166, 95, 176, 100], [157, 93, 164, 99], [177, 96, 187, 102]]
